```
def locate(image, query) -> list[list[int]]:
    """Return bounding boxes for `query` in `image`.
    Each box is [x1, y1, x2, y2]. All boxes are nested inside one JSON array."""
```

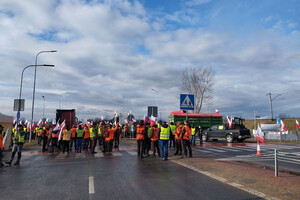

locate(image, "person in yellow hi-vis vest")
[[158, 121, 172, 161], [190, 124, 196, 146], [62, 126, 71, 154], [6, 124, 25, 166]]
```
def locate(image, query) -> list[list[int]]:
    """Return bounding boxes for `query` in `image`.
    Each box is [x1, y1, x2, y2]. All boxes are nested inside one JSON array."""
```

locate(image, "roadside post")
[[180, 94, 194, 121], [275, 149, 278, 177]]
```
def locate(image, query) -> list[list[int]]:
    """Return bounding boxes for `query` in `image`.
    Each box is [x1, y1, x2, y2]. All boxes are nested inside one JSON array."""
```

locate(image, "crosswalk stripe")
[[112, 152, 123, 157], [75, 153, 86, 159], [126, 151, 137, 156], [94, 153, 104, 158]]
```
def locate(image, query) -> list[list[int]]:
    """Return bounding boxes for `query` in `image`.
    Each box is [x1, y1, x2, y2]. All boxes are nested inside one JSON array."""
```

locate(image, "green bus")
[[169, 110, 222, 128]]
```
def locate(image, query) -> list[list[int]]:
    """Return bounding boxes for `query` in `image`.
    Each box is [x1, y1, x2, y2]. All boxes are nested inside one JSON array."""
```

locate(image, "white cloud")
[[0, 0, 299, 122]]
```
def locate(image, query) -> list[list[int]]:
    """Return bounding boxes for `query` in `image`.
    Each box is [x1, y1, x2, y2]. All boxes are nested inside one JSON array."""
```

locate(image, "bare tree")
[[181, 66, 215, 113]]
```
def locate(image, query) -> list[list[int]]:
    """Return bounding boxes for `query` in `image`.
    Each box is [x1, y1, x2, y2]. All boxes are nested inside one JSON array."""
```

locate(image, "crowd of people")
[[0, 119, 203, 167]]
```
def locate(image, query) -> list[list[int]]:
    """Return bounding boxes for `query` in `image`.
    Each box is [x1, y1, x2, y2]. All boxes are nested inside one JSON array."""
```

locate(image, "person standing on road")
[[42, 125, 49, 152], [174, 122, 183, 156], [158, 121, 171, 161], [62, 126, 71, 154], [0, 125, 5, 167], [70, 125, 77, 151], [136, 120, 146, 159], [182, 120, 192, 158], [190, 124, 196, 146], [76, 125, 84, 153], [169, 122, 176, 149], [114, 123, 121, 150], [108, 124, 115, 154], [6, 124, 25, 166], [198, 125, 203, 145], [89, 124, 98, 154], [144, 123, 151, 157], [50, 129, 59, 153], [83, 124, 90, 150], [150, 121, 160, 158]]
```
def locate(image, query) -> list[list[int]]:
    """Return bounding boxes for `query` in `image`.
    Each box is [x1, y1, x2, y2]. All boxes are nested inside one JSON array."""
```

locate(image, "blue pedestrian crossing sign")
[[180, 94, 194, 110]]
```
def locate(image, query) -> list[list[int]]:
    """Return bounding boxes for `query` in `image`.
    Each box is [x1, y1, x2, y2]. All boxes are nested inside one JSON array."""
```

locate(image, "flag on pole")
[[226, 116, 233, 128], [37, 119, 43, 126], [215, 109, 220, 113], [53, 121, 60, 132], [150, 115, 156, 124], [52, 120, 56, 125], [58, 120, 66, 141], [45, 118, 49, 125], [144, 115, 150, 123], [280, 120, 288, 131], [2, 128, 9, 147], [24, 120, 28, 126], [296, 120, 300, 128], [256, 125, 265, 144]]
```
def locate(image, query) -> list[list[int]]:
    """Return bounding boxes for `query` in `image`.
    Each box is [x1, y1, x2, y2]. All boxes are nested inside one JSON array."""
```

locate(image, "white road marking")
[[112, 152, 123, 157], [126, 151, 137, 156], [75, 153, 86, 159], [94, 153, 104, 158], [171, 160, 280, 200], [89, 176, 95, 194]]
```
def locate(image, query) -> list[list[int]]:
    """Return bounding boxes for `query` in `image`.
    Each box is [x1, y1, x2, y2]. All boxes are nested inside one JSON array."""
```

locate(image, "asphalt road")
[[0, 142, 263, 200], [193, 142, 300, 174]]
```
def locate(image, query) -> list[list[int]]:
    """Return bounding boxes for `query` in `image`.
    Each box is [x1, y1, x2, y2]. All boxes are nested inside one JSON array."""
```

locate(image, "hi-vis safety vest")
[[63, 130, 71, 141], [183, 125, 192, 140], [147, 127, 152, 138], [98, 127, 102, 136], [14, 130, 25, 143], [160, 127, 170, 140], [131, 125, 135, 132], [90, 127, 96, 138], [191, 128, 196, 136], [76, 129, 84, 138], [170, 125, 176, 135]]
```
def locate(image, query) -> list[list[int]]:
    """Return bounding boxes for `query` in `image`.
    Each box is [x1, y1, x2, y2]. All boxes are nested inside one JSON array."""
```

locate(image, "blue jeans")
[[190, 135, 196, 146], [76, 138, 83, 152], [159, 140, 169, 159]]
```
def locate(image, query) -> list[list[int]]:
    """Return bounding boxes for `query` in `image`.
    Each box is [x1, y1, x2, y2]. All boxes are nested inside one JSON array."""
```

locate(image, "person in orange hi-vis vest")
[[182, 120, 192, 158], [50, 127, 59, 153], [83, 124, 90, 150], [105, 124, 114, 154], [70, 125, 77, 151], [174, 121, 183, 156], [136, 120, 146, 159], [150, 121, 160, 158]]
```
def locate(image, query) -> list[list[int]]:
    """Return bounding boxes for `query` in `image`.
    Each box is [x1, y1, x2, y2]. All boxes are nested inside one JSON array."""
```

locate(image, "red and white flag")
[[53, 121, 60, 132], [296, 120, 300, 128], [144, 115, 150, 123], [256, 125, 265, 144], [227, 116, 233, 128], [37, 119, 43, 126], [52, 120, 56, 125], [150, 115, 156, 124], [58, 120, 66, 140], [24, 120, 28, 126], [45, 118, 49, 125], [215, 109, 220, 113], [280, 120, 288, 131]]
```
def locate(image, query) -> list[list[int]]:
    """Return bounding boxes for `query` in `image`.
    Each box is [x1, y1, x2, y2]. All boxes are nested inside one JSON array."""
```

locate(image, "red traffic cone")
[[256, 141, 262, 156]]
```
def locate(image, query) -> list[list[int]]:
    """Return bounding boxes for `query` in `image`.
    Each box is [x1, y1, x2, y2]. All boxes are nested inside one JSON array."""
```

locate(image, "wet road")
[[0, 142, 262, 200]]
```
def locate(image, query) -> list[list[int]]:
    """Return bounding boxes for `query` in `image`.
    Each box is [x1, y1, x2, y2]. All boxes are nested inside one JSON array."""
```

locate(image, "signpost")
[[180, 94, 194, 120]]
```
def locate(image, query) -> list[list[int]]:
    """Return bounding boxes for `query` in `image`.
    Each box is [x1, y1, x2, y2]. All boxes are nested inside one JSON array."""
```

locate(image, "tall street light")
[[18, 64, 54, 125], [42, 95, 45, 119], [30, 50, 57, 143], [151, 88, 159, 119], [266, 93, 281, 121]]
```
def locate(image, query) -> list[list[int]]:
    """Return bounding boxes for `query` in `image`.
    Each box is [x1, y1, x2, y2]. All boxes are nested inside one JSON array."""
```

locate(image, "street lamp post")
[[30, 50, 57, 143], [266, 93, 281, 121], [42, 95, 45, 119], [17, 64, 54, 125], [151, 89, 159, 119]]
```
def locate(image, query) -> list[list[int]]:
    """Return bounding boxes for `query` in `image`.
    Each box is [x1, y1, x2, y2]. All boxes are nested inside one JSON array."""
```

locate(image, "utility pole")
[[254, 110, 256, 130], [266, 93, 281, 121]]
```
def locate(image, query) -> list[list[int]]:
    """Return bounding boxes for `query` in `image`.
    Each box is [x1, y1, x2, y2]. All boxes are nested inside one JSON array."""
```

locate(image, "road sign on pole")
[[14, 99, 25, 111], [180, 94, 194, 110]]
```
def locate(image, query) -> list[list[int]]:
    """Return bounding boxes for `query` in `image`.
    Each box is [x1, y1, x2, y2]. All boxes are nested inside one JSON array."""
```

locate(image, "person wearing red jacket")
[[150, 122, 160, 158], [136, 120, 146, 159]]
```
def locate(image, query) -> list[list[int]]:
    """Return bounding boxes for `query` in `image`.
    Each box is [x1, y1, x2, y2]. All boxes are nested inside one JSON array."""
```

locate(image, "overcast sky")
[[0, 0, 299, 122]]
